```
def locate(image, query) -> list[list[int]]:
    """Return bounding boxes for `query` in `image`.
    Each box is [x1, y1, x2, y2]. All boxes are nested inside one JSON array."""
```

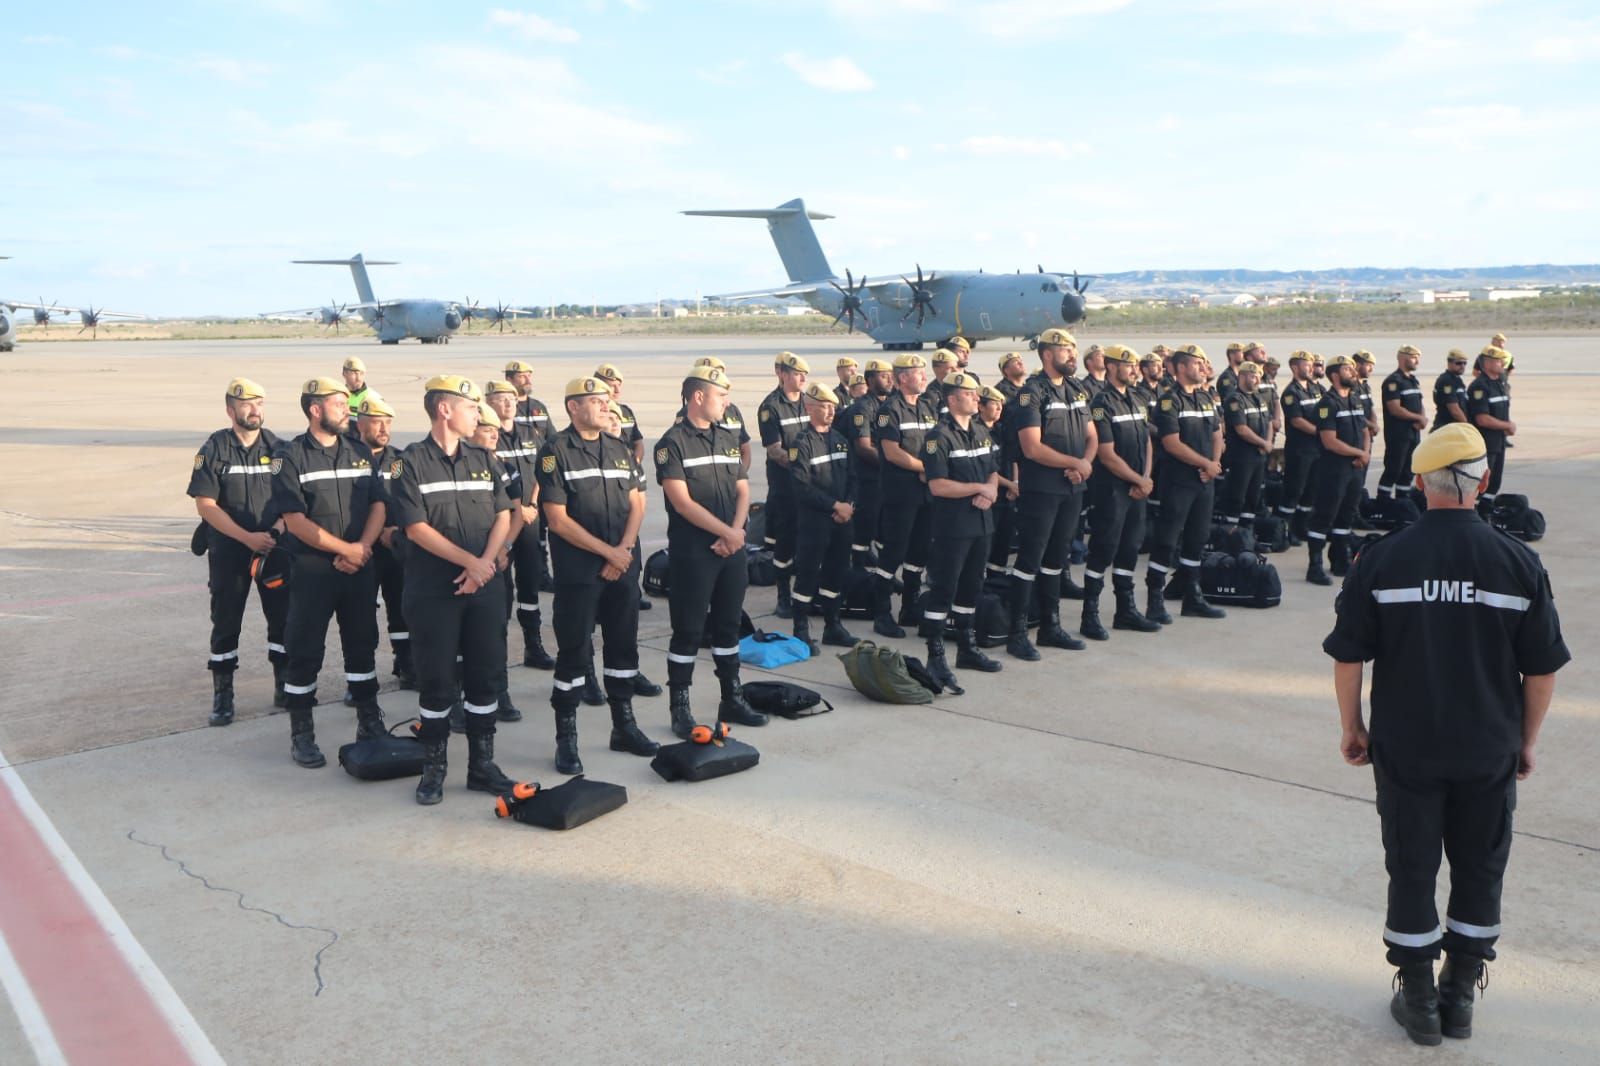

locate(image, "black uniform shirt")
[[789, 423, 855, 512], [1432, 370, 1468, 431], [1356, 379, 1377, 426], [996, 377, 1024, 402], [1089, 384, 1149, 481], [924, 377, 948, 416], [832, 382, 852, 407], [1082, 375, 1108, 399], [1153, 386, 1219, 472], [922, 415, 998, 537], [271, 432, 381, 556], [1130, 380, 1160, 426], [513, 395, 553, 449], [842, 393, 883, 483], [1466, 376, 1511, 452], [1011, 372, 1092, 497], [1281, 380, 1323, 451], [1323, 510, 1569, 772], [874, 391, 941, 500], [1223, 388, 1271, 453], [535, 427, 641, 583], [1216, 365, 1239, 397], [672, 401, 752, 446], [388, 435, 511, 596], [757, 387, 808, 489], [1381, 370, 1425, 438], [188, 427, 282, 532], [615, 402, 644, 449], [1314, 386, 1368, 451], [493, 422, 541, 506], [654, 419, 746, 549]]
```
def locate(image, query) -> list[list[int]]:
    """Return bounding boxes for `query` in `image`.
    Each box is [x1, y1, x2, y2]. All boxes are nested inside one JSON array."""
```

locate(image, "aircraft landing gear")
[[882, 341, 925, 351], [381, 338, 400, 345]]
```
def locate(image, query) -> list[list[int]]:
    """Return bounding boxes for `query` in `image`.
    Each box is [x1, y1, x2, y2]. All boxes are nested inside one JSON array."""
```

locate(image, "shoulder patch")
[[877, 413, 890, 427], [1160, 398, 1173, 411], [1018, 393, 1032, 406], [1385, 381, 1397, 392], [270, 457, 283, 475], [759, 408, 771, 423], [788, 447, 799, 462], [853, 413, 864, 426], [193, 453, 205, 470], [389, 458, 403, 478], [925, 438, 939, 455], [541, 454, 557, 474], [1471, 389, 1484, 399], [1317, 405, 1329, 419], [1227, 399, 1239, 411], [655, 447, 669, 464]]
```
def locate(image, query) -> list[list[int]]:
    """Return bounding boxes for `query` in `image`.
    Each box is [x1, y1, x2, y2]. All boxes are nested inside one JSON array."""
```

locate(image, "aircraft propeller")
[[78, 306, 103, 337], [460, 298, 481, 328], [34, 297, 57, 327], [900, 264, 937, 326], [369, 304, 388, 331], [829, 269, 869, 333], [324, 300, 352, 333], [485, 302, 514, 332]]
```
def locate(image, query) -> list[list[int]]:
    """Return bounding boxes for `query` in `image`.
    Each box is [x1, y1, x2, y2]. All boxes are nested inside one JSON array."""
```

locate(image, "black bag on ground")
[[1491, 495, 1545, 541], [1261, 470, 1284, 512], [643, 548, 670, 597], [1207, 523, 1258, 556], [338, 720, 426, 780], [746, 501, 768, 550], [1253, 514, 1290, 553], [1198, 551, 1281, 608], [973, 588, 1010, 647], [841, 566, 875, 619], [1359, 493, 1420, 531], [651, 734, 761, 782], [500, 776, 627, 830], [740, 680, 833, 719], [746, 548, 777, 587], [838, 640, 936, 703]]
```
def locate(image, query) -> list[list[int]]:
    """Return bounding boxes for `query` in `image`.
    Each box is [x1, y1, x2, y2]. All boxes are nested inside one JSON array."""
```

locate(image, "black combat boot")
[[465, 732, 517, 793], [897, 571, 922, 628], [1036, 602, 1086, 650], [954, 625, 1002, 673], [1438, 955, 1487, 1040], [1306, 542, 1332, 586], [579, 666, 606, 707], [289, 709, 325, 768], [1291, 509, 1310, 544], [1181, 580, 1227, 619], [793, 612, 820, 657], [872, 580, 904, 638], [1112, 586, 1161, 632], [1163, 565, 1189, 602], [1329, 534, 1351, 577], [1145, 577, 1174, 625], [271, 661, 288, 709], [209, 671, 235, 727], [924, 635, 964, 695], [717, 671, 769, 728], [821, 602, 856, 647], [1390, 963, 1443, 1046], [774, 572, 794, 619], [608, 698, 660, 756], [521, 624, 554, 670], [1005, 581, 1040, 661], [669, 685, 698, 739], [392, 643, 417, 689], [496, 688, 523, 723], [1079, 577, 1109, 641], [554, 706, 583, 775], [1058, 569, 1084, 600], [631, 672, 663, 697], [449, 701, 466, 734], [415, 738, 447, 805], [354, 699, 387, 741]]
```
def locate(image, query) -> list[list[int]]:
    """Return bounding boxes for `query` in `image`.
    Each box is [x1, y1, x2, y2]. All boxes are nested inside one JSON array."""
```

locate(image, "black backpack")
[[1359, 493, 1420, 531], [841, 566, 876, 619], [1253, 514, 1290, 553], [740, 681, 833, 719], [1199, 551, 1282, 608], [643, 548, 670, 597], [1491, 494, 1546, 542]]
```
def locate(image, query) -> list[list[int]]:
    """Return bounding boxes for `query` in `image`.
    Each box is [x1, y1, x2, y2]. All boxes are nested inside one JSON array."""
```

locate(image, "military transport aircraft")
[[265, 254, 534, 344], [684, 198, 1089, 350], [2, 259, 144, 351]]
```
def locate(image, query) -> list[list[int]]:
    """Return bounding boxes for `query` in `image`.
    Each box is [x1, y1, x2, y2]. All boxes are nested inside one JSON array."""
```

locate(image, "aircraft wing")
[[707, 282, 831, 302], [80, 310, 145, 320], [4, 300, 73, 313], [259, 306, 326, 318]]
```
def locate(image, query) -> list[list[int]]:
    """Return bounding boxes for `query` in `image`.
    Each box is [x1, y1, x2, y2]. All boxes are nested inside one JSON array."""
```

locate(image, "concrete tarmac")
[[0, 332, 1596, 1064]]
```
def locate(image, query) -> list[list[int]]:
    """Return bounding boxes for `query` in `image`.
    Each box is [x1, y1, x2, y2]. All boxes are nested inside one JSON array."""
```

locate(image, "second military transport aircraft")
[[685, 198, 1089, 350]]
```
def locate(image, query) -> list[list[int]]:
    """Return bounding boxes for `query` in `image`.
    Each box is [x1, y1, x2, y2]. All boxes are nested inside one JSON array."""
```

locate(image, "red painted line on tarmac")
[[0, 582, 205, 612], [0, 780, 199, 1064]]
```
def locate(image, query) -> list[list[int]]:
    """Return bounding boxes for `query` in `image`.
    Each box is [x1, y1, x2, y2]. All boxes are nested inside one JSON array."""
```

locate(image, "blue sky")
[[5, 0, 1598, 315]]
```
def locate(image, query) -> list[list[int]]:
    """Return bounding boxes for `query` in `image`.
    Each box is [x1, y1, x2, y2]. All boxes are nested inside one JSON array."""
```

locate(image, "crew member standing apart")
[[1304, 355, 1371, 585], [355, 395, 413, 689], [787, 382, 859, 654], [1377, 345, 1428, 501], [1279, 351, 1322, 545], [843, 358, 891, 569], [870, 353, 940, 637], [536, 377, 656, 776], [1147, 345, 1227, 623], [271, 378, 388, 767], [188, 378, 288, 725], [1006, 327, 1095, 659], [920, 372, 1003, 692], [1467, 346, 1515, 516], [1080, 345, 1160, 640], [1432, 349, 1471, 431], [1217, 360, 1272, 527], [340, 357, 372, 438], [654, 365, 767, 738], [757, 353, 811, 619], [1323, 423, 1567, 1047]]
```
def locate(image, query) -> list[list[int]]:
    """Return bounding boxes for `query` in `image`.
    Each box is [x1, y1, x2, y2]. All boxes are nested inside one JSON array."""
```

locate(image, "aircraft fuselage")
[[803, 272, 1086, 348], [358, 299, 464, 344]]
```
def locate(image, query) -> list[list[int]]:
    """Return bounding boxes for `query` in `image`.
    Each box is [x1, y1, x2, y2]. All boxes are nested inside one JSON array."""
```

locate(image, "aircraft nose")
[[1060, 291, 1086, 324], [444, 309, 463, 330]]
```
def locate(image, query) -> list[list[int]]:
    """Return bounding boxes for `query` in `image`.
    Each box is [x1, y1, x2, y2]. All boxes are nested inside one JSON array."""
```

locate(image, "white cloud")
[[891, 145, 911, 160], [961, 136, 1091, 159], [695, 59, 747, 86], [1530, 28, 1600, 63], [488, 9, 582, 43], [971, 0, 1132, 37], [192, 56, 272, 85], [782, 53, 875, 92]]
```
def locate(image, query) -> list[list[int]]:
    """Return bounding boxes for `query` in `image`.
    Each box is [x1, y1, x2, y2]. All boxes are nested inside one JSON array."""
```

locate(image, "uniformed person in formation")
[[1278, 351, 1322, 544], [832, 356, 858, 406], [1080, 345, 1160, 640], [672, 356, 752, 472], [340, 356, 372, 439], [1303, 354, 1371, 585], [1323, 423, 1568, 1046], [785, 382, 859, 654], [1006, 327, 1095, 658], [1377, 345, 1428, 500], [1310, 352, 1327, 387], [757, 352, 811, 618], [1353, 350, 1380, 441], [486, 379, 554, 673], [188, 378, 288, 726], [870, 353, 940, 636], [995, 351, 1029, 401], [919, 371, 1002, 693], [1258, 355, 1283, 444], [1147, 345, 1227, 623], [842, 358, 892, 568], [926, 347, 960, 414], [948, 334, 974, 375], [354, 395, 413, 689], [1080, 344, 1108, 396], [270, 378, 388, 767], [1466, 346, 1515, 514], [1215, 341, 1244, 397], [980, 384, 1019, 580], [1432, 349, 1470, 431], [653, 366, 767, 738], [535, 377, 655, 776], [592, 364, 644, 462], [1216, 360, 1272, 527]]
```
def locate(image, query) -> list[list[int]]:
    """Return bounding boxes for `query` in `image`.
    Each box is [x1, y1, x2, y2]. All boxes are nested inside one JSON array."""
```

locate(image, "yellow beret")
[[847, 373, 865, 387], [1263, 356, 1281, 369], [357, 395, 396, 418], [1446, 348, 1468, 361], [1412, 423, 1487, 474], [1237, 360, 1261, 375], [483, 380, 518, 397], [998, 351, 1024, 370], [684, 365, 732, 390], [1101, 344, 1139, 365], [835, 356, 859, 369], [693, 355, 726, 370], [1325, 354, 1354, 370], [1174, 344, 1207, 361], [503, 359, 533, 374], [1037, 327, 1076, 347], [1490, 333, 1507, 346], [775, 352, 811, 373], [1152, 344, 1171, 355], [592, 363, 623, 383], [606, 400, 624, 419], [302, 376, 349, 397], [226, 377, 265, 401], [942, 371, 980, 392], [1311, 353, 1325, 364], [341, 356, 366, 373], [1397, 345, 1421, 357], [1353, 350, 1375, 364], [864, 358, 893, 373], [1225, 341, 1243, 354], [1288, 350, 1310, 363], [948, 336, 971, 351], [1479, 345, 1509, 362], [892, 353, 927, 370], [1244, 341, 1263, 354], [564, 376, 608, 399], [476, 401, 499, 426], [802, 383, 838, 404], [1139, 351, 1162, 365], [424, 374, 480, 400], [979, 386, 1006, 404], [931, 348, 960, 366]]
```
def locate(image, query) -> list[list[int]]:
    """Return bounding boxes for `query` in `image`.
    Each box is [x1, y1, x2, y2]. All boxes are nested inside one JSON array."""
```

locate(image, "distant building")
[[781, 305, 819, 316], [1198, 292, 1259, 308], [1470, 288, 1543, 302], [1402, 290, 1435, 304]]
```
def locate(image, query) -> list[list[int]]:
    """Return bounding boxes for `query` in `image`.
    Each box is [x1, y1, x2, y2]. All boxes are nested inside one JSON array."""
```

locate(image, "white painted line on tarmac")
[[0, 926, 66, 1066]]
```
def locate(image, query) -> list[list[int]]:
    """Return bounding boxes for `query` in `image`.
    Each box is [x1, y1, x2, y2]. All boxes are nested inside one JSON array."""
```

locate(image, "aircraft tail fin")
[[292, 254, 396, 304], [682, 198, 835, 284]]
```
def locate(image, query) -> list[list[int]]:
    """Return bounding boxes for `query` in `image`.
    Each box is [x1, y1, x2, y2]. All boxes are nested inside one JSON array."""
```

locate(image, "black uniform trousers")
[[1012, 492, 1082, 606], [280, 554, 379, 712], [1483, 447, 1506, 503], [205, 533, 288, 672], [919, 533, 989, 638], [508, 520, 544, 637], [793, 509, 852, 614], [764, 476, 798, 572], [374, 543, 406, 656], [1147, 470, 1213, 589], [1378, 430, 1419, 497], [550, 563, 641, 712], [406, 574, 506, 742], [986, 499, 1016, 576], [1373, 745, 1516, 965], [1084, 478, 1147, 594], [665, 546, 746, 689], [1217, 450, 1265, 524], [1308, 456, 1364, 552], [871, 494, 933, 601], [1278, 445, 1316, 525], [853, 477, 880, 562]]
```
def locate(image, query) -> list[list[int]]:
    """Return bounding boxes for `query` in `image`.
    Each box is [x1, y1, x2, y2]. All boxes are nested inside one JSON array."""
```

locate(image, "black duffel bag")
[[1261, 470, 1285, 512], [1208, 523, 1258, 556], [841, 566, 875, 619], [643, 548, 670, 597], [741, 680, 833, 719], [338, 720, 426, 780], [1199, 551, 1281, 608], [747, 501, 768, 550], [1253, 514, 1290, 553], [652, 727, 761, 782], [1491, 494, 1546, 542], [495, 776, 628, 830], [1359, 493, 1420, 531], [746, 547, 777, 587]]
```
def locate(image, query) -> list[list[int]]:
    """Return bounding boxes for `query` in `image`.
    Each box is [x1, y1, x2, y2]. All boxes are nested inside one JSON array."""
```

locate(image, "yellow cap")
[[892, 353, 927, 370], [775, 352, 810, 373], [979, 386, 1006, 404], [835, 356, 859, 369], [1480, 345, 1510, 362], [1225, 341, 1243, 354], [503, 359, 534, 374], [593, 363, 623, 383], [1037, 327, 1076, 347], [358, 395, 396, 418], [1312, 353, 1325, 364], [1101, 344, 1139, 365], [1237, 360, 1261, 376], [564, 376, 608, 399], [424, 374, 481, 400], [1176, 343, 1207, 361], [1152, 344, 1171, 356], [341, 356, 366, 373], [998, 351, 1024, 371], [1490, 333, 1507, 346], [476, 401, 499, 426], [1353, 349, 1375, 364], [1446, 348, 1468, 362], [1139, 351, 1162, 365], [606, 400, 624, 419], [484, 380, 518, 397], [942, 371, 980, 392], [948, 336, 971, 352], [694, 355, 727, 370], [1263, 356, 1281, 369], [864, 358, 893, 373], [1412, 423, 1488, 474], [1244, 341, 1263, 354], [226, 377, 265, 401], [803, 383, 838, 404], [847, 373, 865, 387], [1325, 354, 1354, 370], [1288, 350, 1310, 363], [684, 365, 732, 390], [931, 347, 960, 366], [1397, 345, 1421, 357], [302, 376, 349, 397]]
